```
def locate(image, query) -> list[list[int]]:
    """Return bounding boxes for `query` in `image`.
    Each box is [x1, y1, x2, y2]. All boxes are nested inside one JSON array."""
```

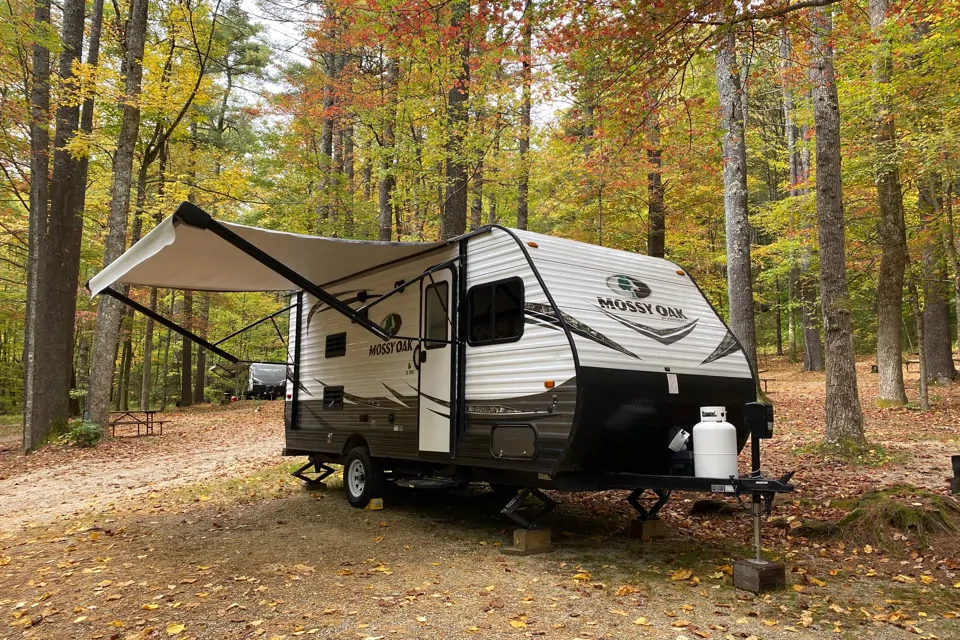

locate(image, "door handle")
[[420, 350, 427, 363], [413, 343, 422, 370]]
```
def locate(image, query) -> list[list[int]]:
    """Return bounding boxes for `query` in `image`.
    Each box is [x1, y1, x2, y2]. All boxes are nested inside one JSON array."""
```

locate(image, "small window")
[[325, 332, 347, 358], [468, 278, 524, 345], [322, 385, 344, 411], [424, 281, 449, 350]]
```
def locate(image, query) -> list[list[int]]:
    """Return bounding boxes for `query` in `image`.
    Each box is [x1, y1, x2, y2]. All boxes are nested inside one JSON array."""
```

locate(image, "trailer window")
[[424, 281, 449, 350], [468, 278, 524, 345]]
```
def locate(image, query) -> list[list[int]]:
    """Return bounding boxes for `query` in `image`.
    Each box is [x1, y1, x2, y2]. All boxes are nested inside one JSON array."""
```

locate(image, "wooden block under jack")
[[629, 518, 666, 540], [501, 528, 554, 556], [733, 558, 786, 593]]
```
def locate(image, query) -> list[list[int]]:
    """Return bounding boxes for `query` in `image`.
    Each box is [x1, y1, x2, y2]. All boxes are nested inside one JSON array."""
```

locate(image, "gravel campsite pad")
[[1, 362, 959, 639]]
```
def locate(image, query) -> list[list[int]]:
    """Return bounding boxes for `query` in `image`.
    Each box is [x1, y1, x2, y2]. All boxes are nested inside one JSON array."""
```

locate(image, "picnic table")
[[108, 410, 166, 437]]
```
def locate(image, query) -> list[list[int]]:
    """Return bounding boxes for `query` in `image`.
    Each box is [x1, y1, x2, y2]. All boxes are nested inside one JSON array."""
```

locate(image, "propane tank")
[[693, 406, 739, 479]]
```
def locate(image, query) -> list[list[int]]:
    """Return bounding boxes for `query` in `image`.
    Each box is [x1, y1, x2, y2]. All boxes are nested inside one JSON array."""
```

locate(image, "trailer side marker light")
[[527, 241, 539, 248], [544, 380, 555, 389], [676, 269, 685, 276]]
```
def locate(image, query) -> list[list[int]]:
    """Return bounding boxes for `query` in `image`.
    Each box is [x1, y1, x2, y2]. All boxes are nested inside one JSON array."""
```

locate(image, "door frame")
[[416, 263, 459, 458]]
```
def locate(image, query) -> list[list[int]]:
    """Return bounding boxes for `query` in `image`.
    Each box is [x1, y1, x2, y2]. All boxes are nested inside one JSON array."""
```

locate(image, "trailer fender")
[[342, 434, 371, 458]]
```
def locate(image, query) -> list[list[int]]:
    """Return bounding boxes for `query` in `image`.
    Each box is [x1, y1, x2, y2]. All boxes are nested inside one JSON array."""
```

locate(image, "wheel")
[[343, 446, 384, 508]]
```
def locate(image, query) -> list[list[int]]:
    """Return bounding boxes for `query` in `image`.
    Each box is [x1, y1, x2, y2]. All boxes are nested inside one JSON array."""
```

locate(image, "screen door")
[[418, 269, 455, 453]]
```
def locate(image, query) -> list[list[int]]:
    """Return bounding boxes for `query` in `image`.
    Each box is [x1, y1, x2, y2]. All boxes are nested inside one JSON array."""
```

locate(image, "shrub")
[[63, 420, 103, 448]]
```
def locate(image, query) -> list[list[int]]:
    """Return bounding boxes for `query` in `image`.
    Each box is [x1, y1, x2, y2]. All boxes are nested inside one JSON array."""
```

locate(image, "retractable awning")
[[88, 202, 445, 297]]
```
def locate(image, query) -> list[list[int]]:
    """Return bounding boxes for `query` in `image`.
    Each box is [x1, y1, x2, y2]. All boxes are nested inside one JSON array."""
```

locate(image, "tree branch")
[[689, 0, 846, 26]]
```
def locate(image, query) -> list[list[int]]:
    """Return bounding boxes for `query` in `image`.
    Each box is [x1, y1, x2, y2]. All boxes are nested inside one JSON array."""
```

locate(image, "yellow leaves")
[[671, 568, 693, 581], [142, 603, 159, 611], [321, 607, 338, 615], [792, 584, 806, 593], [0, 555, 11, 566], [633, 617, 653, 626], [572, 572, 591, 581], [73, 616, 88, 623], [954, 581, 960, 589], [671, 619, 691, 628], [466, 626, 480, 633], [166, 623, 185, 636], [509, 619, 526, 629], [919, 574, 934, 584], [893, 574, 916, 583], [609, 609, 629, 616], [805, 575, 827, 587], [863, 544, 874, 554], [614, 584, 637, 596], [336, 569, 353, 576]]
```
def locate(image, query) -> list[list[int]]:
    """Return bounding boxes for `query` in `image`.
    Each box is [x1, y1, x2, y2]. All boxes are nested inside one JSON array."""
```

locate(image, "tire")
[[343, 446, 384, 508]]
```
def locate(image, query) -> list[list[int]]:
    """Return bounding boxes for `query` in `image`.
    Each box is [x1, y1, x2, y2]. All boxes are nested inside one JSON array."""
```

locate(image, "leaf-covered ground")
[[1, 360, 959, 639]]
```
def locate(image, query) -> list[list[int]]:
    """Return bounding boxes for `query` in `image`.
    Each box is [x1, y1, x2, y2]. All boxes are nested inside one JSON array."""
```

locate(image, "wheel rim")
[[347, 459, 366, 497]]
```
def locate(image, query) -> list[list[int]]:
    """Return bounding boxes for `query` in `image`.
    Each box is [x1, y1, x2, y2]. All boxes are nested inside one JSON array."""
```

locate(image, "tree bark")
[[28, 0, 87, 443], [160, 291, 174, 411], [918, 178, 958, 383], [907, 268, 929, 410], [140, 287, 157, 410], [471, 158, 484, 230], [516, 0, 532, 231], [647, 111, 665, 258], [86, 0, 149, 428], [23, 0, 52, 450], [810, 7, 865, 445], [441, 0, 470, 239], [780, 30, 800, 364], [180, 291, 193, 407], [715, 31, 758, 373], [378, 56, 398, 241], [194, 293, 210, 404], [870, 0, 908, 406]]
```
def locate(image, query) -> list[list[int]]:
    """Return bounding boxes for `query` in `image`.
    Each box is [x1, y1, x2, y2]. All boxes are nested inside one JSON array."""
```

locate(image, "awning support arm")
[[213, 303, 294, 346], [174, 202, 392, 341], [354, 256, 461, 316], [102, 287, 239, 364]]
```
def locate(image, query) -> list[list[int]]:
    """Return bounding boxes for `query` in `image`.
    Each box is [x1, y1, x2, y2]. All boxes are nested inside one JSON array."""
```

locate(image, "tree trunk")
[[344, 122, 355, 235], [942, 179, 960, 367], [140, 287, 157, 410], [194, 293, 210, 404], [378, 56, 398, 241], [870, 0, 909, 406], [907, 268, 929, 410], [810, 7, 866, 445], [647, 111, 665, 258], [516, 1, 532, 231], [22, 0, 52, 450], [780, 30, 799, 363], [441, 0, 470, 240], [32, 0, 87, 438], [180, 291, 193, 407], [715, 31, 758, 373], [160, 291, 174, 411], [471, 158, 483, 230], [919, 177, 958, 383], [86, 0, 149, 428], [489, 126, 500, 225]]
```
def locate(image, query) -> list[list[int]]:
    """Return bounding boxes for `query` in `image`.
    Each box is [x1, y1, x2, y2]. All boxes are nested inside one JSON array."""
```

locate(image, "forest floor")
[[1, 359, 959, 640]]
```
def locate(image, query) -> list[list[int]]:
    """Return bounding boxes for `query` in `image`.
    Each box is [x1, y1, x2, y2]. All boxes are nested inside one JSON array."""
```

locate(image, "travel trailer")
[[89, 202, 791, 521], [247, 363, 287, 399]]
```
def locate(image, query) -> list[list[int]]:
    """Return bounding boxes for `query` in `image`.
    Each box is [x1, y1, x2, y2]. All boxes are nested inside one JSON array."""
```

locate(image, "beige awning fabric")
[[88, 210, 444, 296]]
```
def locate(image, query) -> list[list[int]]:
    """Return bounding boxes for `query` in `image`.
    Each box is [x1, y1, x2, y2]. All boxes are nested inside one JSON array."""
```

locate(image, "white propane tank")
[[693, 406, 739, 479]]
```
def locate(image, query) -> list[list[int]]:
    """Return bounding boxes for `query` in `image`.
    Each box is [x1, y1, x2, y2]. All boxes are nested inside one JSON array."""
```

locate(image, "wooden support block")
[[501, 528, 553, 556], [629, 518, 666, 540], [733, 559, 786, 593]]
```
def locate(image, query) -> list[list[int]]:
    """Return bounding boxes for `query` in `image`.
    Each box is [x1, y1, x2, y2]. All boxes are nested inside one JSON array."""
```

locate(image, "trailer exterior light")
[[676, 269, 685, 276], [527, 241, 539, 248], [544, 380, 555, 389]]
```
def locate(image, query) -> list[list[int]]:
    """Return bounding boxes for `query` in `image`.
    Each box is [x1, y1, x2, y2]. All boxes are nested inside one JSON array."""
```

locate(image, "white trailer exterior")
[[89, 202, 776, 512]]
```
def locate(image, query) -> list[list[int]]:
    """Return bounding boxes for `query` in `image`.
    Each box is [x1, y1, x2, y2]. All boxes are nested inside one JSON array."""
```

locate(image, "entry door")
[[418, 269, 455, 453]]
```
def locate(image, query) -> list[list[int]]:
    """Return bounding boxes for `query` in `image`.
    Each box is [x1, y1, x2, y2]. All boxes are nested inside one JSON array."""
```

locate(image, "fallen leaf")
[[633, 617, 653, 626], [672, 619, 691, 627], [573, 572, 591, 581], [615, 585, 637, 596], [166, 623, 185, 636], [142, 604, 159, 611], [671, 568, 693, 581], [509, 620, 527, 629]]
